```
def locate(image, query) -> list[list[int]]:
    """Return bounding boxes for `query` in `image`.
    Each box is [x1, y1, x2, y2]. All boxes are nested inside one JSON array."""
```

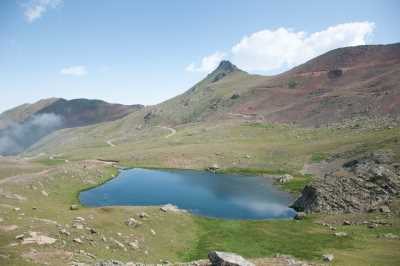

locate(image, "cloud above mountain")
[[186, 22, 375, 73], [185, 51, 226, 73], [60, 65, 88, 76], [22, 0, 63, 23]]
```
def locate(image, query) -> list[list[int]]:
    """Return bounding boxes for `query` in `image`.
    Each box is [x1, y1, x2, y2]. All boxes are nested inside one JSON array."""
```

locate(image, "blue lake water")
[[80, 168, 296, 220]]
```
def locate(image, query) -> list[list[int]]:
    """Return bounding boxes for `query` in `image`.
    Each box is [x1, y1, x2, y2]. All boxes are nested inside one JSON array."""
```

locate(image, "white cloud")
[[23, 0, 63, 23], [60, 65, 88, 77], [231, 22, 375, 72], [186, 22, 375, 74], [185, 51, 226, 73]]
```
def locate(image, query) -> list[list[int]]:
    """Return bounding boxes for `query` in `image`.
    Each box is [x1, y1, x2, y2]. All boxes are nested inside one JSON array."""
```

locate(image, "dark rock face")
[[327, 69, 343, 79], [292, 151, 400, 213]]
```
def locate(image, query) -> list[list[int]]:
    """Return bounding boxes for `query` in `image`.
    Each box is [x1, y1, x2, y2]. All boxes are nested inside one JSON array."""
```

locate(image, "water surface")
[[80, 168, 296, 220]]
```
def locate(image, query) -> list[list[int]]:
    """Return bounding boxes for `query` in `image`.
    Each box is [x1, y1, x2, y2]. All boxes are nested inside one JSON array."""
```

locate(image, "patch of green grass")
[[216, 167, 288, 176], [310, 152, 329, 162], [281, 174, 313, 194], [36, 158, 66, 166], [182, 217, 353, 262]]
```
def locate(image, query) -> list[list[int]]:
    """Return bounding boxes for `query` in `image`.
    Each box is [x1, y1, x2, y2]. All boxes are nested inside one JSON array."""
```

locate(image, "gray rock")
[[379, 205, 391, 213], [334, 232, 348, 237], [343, 220, 351, 226], [278, 174, 294, 184], [294, 212, 306, 220], [125, 218, 141, 227], [73, 238, 83, 244], [208, 164, 220, 172], [208, 251, 254, 266], [323, 254, 334, 262], [70, 204, 79, 210]]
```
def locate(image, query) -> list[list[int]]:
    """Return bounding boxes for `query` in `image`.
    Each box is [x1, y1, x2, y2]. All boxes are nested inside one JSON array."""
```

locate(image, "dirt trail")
[[106, 139, 116, 147], [160, 126, 176, 138], [0, 169, 51, 185]]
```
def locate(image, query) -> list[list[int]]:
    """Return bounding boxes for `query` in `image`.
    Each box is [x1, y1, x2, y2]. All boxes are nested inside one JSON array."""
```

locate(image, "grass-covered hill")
[[0, 98, 143, 155], [26, 43, 400, 161]]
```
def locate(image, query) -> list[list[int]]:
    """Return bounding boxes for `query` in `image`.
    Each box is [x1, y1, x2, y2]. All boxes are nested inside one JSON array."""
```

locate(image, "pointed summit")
[[215, 60, 239, 73], [206, 60, 245, 83]]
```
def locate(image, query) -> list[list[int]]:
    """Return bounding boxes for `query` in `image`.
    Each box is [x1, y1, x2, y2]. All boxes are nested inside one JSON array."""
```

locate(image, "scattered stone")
[[368, 223, 378, 229], [70, 204, 79, 211], [41, 190, 48, 197], [94, 260, 125, 266], [323, 254, 334, 262], [160, 204, 181, 213], [207, 164, 220, 172], [334, 232, 348, 237], [137, 212, 149, 219], [0, 217, 3, 223], [59, 229, 71, 236], [125, 218, 141, 227], [208, 251, 255, 266], [32, 207, 37, 210], [13, 207, 21, 211], [150, 229, 156, 236], [15, 234, 24, 240], [343, 220, 351, 226], [73, 223, 84, 230], [89, 228, 97, 234], [128, 241, 139, 249], [379, 233, 399, 239], [22, 232, 57, 245], [73, 238, 83, 244], [294, 212, 306, 220], [379, 205, 391, 213], [74, 217, 85, 222], [113, 239, 125, 249], [278, 174, 294, 184]]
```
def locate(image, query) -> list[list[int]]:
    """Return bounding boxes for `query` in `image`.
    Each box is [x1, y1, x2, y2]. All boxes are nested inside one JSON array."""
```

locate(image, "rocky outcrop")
[[208, 251, 255, 266], [292, 151, 400, 213]]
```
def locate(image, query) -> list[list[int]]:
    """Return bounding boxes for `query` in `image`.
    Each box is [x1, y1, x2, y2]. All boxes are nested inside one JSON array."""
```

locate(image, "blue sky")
[[0, 0, 399, 112]]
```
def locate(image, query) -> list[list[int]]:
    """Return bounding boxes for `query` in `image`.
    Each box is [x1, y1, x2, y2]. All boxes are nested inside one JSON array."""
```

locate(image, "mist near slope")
[[0, 113, 64, 156]]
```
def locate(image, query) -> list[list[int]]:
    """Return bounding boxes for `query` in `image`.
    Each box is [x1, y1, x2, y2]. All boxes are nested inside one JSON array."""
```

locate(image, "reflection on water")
[[80, 168, 296, 220]]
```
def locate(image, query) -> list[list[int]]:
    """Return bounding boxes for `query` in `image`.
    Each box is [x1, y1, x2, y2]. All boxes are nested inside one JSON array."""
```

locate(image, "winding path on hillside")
[[160, 126, 176, 138], [106, 139, 116, 147], [228, 112, 265, 121]]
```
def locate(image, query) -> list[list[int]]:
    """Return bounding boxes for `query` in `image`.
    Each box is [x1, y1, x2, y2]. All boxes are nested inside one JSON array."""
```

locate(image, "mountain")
[[0, 98, 143, 155], [6, 43, 400, 157], [138, 43, 400, 127]]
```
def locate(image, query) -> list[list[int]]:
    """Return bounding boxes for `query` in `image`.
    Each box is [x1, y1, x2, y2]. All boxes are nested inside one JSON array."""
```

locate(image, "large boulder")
[[292, 151, 400, 213], [208, 251, 254, 266]]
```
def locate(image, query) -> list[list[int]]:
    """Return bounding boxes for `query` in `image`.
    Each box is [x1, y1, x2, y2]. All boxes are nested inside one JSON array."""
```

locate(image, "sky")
[[0, 0, 399, 112]]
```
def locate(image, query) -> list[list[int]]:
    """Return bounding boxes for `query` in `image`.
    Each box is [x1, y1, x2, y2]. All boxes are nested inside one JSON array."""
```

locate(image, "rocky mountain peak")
[[205, 60, 244, 83], [215, 60, 239, 73]]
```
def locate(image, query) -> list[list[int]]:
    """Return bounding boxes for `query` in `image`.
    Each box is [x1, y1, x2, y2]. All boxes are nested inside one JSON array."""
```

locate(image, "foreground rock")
[[21, 232, 57, 245], [292, 151, 400, 213], [208, 251, 255, 266], [277, 174, 294, 184], [160, 204, 183, 213]]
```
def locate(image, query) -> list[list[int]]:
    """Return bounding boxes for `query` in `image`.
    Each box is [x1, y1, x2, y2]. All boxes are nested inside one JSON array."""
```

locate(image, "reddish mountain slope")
[[225, 43, 400, 126]]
